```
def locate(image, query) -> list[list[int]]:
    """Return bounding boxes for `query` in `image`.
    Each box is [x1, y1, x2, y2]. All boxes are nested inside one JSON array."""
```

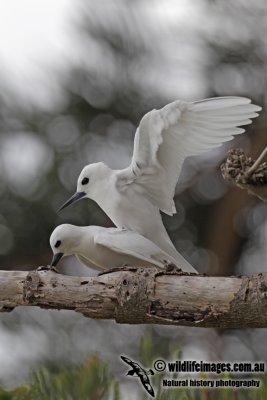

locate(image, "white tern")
[[50, 224, 185, 271], [59, 97, 261, 272]]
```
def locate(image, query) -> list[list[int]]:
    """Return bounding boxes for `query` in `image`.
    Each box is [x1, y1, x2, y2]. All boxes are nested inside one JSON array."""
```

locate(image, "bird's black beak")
[[58, 191, 86, 212], [51, 252, 64, 267]]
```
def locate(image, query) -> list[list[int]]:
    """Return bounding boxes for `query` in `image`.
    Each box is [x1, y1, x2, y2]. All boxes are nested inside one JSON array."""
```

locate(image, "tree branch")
[[221, 148, 267, 201], [1, 267, 267, 328]]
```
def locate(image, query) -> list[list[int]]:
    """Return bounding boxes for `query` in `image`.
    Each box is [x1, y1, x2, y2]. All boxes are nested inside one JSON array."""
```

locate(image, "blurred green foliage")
[[1, 334, 267, 400], [0, 355, 118, 400]]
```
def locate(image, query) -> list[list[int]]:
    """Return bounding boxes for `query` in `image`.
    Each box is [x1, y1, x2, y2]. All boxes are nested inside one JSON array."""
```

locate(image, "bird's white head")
[[76, 162, 110, 197], [58, 162, 110, 211], [49, 224, 81, 267]]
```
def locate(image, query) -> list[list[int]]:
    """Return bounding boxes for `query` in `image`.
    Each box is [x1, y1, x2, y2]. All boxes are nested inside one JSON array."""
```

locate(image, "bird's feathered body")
[[60, 96, 261, 273], [50, 224, 181, 271], [85, 164, 196, 271]]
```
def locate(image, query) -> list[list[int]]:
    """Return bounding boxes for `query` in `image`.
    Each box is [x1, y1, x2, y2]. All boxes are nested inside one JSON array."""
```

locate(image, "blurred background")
[[0, 0, 267, 398]]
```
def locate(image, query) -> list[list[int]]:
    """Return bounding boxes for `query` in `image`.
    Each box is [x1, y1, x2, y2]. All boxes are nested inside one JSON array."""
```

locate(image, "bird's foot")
[[163, 261, 182, 273], [36, 265, 60, 273]]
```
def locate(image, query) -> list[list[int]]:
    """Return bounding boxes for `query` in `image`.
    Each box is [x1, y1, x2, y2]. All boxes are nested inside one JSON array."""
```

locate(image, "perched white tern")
[[50, 224, 185, 271]]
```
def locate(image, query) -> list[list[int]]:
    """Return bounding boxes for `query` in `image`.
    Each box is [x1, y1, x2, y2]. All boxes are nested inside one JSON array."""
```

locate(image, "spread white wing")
[[117, 97, 261, 215], [95, 229, 177, 268]]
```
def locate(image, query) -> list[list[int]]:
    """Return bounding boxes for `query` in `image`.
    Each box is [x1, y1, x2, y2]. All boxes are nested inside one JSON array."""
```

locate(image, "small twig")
[[246, 145, 267, 177]]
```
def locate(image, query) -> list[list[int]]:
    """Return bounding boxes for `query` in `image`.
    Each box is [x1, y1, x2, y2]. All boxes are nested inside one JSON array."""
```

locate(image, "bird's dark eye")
[[81, 177, 89, 185], [55, 240, 61, 248]]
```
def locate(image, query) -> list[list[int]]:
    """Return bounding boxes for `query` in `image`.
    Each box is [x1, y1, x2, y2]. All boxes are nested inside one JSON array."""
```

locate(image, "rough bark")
[[1, 267, 267, 328]]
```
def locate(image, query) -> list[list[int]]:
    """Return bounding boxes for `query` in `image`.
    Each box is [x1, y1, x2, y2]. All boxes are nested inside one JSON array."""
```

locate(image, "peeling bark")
[[1, 267, 267, 328]]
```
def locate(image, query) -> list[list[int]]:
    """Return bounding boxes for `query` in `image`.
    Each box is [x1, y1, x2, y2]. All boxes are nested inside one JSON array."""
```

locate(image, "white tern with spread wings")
[[59, 97, 261, 272], [50, 224, 183, 271]]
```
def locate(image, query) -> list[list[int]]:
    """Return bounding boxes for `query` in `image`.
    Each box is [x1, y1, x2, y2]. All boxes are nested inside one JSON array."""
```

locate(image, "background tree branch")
[[221, 148, 267, 202], [1, 267, 267, 328]]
